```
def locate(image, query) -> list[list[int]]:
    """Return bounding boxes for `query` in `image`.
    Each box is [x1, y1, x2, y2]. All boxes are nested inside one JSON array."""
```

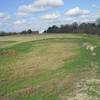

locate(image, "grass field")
[[0, 34, 100, 100]]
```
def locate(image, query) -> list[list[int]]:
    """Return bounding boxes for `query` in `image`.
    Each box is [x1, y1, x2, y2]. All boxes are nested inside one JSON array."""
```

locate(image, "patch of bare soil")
[[59, 78, 100, 100]]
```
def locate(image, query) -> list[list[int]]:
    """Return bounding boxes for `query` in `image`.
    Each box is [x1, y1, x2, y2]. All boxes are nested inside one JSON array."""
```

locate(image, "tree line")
[[0, 29, 39, 36], [0, 18, 100, 36], [44, 18, 100, 36]]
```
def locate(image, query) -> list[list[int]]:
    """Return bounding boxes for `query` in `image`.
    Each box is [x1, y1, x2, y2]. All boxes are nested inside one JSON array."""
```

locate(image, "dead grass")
[[0, 34, 99, 100], [0, 34, 82, 42], [16, 74, 75, 96], [0, 50, 17, 56], [9, 42, 77, 80]]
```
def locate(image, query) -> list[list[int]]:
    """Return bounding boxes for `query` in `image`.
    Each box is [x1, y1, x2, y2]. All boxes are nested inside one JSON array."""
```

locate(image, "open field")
[[0, 34, 100, 100]]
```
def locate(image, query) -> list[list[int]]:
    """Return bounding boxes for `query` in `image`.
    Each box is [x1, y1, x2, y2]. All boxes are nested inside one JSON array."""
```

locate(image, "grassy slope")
[[0, 34, 100, 100]]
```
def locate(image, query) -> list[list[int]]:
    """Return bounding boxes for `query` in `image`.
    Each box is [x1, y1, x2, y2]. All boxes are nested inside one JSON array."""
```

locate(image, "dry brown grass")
[[0, 50, 17, 56], [16, 74, 75, 96], [9, 42, 77, 80], [0, 34, 82, 42]]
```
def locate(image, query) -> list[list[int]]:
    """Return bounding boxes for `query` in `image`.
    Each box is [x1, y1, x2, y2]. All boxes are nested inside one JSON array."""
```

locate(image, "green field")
[[0, 34, 100, 100]]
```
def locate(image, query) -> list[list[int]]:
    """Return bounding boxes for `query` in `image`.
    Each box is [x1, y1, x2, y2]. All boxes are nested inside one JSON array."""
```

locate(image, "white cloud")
[[14, 20, 26, 26], [0, 12, 10, 21], [12, 20, 29, 31], [12, 19, 43, 32], [34, 0, 64, 7], [16, 5, 46, 16], [41, 13, 60, 20], [66, 7, 90, 16], [17, 0, 64, 16]]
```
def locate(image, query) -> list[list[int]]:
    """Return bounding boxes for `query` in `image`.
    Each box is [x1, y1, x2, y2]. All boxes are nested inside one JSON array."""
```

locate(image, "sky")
[[0, 0, 100, 32]]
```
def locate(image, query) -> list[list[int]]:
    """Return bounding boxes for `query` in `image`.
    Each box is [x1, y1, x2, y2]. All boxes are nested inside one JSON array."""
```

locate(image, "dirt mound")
[[0, 50, 17, 56]]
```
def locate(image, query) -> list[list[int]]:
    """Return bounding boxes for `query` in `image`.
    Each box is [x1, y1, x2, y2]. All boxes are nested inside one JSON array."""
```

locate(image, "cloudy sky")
[[0, 0, 100, 32]]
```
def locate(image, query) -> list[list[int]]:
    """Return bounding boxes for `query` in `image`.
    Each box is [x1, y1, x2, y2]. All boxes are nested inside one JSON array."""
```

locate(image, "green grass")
[[0, 34, 100, 100]]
